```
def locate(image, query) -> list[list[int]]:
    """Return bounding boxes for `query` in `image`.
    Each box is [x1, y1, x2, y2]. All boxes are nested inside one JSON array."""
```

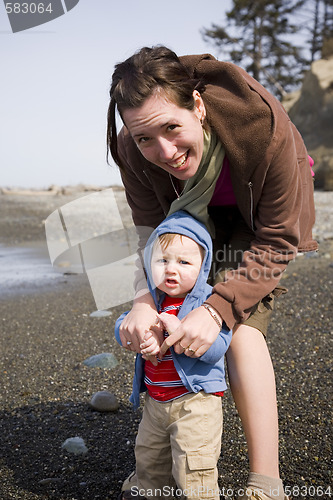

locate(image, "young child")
[[115, 211, 232, 500]]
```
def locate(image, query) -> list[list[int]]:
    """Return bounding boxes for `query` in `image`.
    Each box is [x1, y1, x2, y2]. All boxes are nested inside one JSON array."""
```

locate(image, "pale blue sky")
[[0, 0, 232, 188]]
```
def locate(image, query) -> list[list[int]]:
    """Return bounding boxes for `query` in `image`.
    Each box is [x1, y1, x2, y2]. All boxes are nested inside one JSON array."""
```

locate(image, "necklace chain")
[[169, 174, 188, 199]]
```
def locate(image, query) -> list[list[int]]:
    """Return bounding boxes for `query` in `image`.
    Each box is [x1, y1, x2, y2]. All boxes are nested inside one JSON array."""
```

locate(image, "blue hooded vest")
[[115, 211, 232, 409]]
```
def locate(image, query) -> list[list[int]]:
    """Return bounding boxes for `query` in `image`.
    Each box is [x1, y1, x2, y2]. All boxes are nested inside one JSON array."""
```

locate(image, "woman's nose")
[[156, 137, 177, 161]]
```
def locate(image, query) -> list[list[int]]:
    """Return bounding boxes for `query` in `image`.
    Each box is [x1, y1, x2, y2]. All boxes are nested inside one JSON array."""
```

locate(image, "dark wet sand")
[[0, 190, 332, 499]]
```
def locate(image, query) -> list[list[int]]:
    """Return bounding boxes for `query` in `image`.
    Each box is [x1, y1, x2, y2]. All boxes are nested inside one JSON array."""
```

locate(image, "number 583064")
[[284, 485, 332, 497], [5, 3, 53, 14]]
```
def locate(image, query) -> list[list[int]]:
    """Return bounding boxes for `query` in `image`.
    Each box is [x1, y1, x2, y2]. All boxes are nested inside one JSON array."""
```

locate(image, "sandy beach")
[[0, 188, 332, 500]]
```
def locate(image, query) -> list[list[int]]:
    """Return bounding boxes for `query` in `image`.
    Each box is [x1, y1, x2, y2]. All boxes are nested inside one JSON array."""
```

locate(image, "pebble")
[[38, 478, 62, 485], [61, 436, 88, 455], [90, 390, 119, 412], [89, 310, 112, 318], [83, 352, 118, 369]]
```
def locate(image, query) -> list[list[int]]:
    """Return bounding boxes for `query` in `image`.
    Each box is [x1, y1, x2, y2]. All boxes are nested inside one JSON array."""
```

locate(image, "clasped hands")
[[119, 303, 221, 367], [141, 312, 200, 363]]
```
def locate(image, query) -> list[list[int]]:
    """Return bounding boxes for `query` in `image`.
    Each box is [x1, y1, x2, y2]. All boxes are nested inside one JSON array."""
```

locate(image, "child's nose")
[[165, 262, 176, 273]]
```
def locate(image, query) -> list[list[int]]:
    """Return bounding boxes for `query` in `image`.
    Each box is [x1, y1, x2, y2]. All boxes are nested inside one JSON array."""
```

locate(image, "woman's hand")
[[159, 306, 221, 358], [119, 292, 163, 360]]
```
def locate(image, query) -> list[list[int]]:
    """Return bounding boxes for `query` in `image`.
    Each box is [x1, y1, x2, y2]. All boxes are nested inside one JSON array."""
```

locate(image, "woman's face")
[[122, 90, 205, 180]]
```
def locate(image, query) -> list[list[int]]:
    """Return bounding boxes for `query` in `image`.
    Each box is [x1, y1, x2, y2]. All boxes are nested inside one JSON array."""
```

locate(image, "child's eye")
[[157, 258, 167, 263], [180, 260, 190, 265]]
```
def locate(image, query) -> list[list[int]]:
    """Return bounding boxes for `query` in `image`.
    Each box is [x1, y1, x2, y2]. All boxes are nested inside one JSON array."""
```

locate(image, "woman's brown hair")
[[106, 46, 205, 169]]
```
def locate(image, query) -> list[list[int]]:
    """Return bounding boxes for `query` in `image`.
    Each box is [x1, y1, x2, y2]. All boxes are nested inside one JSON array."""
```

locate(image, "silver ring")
[[126, 341, 132, 346]]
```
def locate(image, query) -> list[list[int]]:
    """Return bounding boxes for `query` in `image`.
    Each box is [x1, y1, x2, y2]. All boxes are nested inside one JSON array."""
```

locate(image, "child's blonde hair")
[[153, 233, 205, 260]]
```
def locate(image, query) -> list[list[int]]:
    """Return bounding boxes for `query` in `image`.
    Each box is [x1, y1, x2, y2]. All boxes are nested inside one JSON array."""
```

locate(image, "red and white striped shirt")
[[144, 295, 188, 402], [144, 295, 224, 402]]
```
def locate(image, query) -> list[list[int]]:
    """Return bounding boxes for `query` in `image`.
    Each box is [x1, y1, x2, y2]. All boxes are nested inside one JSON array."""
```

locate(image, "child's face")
[[151, 235, 203, 298]]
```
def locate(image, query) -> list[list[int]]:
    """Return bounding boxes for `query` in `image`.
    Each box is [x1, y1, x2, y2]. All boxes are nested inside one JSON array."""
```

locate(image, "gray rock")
[[61, 436, 88, 455], [90, 390, 119, 412], [83, 352, 118, 369], [282, 55, 333, 190]]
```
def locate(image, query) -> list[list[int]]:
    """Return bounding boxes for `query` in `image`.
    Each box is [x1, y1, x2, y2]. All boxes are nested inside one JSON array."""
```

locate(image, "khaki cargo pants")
[[134, 391, 223, 500]]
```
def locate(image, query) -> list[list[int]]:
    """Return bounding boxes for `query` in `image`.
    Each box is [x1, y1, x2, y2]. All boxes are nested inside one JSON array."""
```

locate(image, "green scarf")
[[167, 130, 225, 236]]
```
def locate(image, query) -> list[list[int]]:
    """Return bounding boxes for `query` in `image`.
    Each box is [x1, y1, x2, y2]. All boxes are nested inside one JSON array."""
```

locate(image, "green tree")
[[202, 0, 307, 98]]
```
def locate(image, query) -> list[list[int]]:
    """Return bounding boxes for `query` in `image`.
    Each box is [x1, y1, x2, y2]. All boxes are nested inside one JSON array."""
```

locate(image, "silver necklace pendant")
[[169, 173, 188, 199]]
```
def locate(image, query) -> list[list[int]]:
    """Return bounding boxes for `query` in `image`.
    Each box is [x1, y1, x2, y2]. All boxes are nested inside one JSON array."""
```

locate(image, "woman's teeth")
[[169, 152, 188, 168]]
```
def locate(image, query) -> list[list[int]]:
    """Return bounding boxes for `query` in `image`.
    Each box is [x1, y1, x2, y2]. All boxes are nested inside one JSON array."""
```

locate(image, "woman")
[[107, 46, 317, 500]]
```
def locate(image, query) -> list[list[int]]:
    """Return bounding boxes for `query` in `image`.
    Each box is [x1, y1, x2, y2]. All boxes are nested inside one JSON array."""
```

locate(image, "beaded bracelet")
[[201, 303, 223, 330]]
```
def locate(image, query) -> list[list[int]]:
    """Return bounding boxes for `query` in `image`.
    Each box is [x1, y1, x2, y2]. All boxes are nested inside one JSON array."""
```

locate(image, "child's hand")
[[141, 352, 159, 366], [140, 330, 160, 355], [140, 326, 164, 366]]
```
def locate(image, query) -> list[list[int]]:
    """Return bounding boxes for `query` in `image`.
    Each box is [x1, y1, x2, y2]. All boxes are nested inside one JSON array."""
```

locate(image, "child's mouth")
[[166, 279, 178, 286]]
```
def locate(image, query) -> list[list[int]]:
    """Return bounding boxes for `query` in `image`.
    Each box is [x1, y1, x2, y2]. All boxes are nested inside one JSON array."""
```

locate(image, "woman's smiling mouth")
[[167, 151, 188, 169]]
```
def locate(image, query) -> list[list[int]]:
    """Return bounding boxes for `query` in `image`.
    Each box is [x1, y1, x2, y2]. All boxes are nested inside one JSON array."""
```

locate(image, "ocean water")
[[0, 243, 64, 297], [0, 240, 137, 309]]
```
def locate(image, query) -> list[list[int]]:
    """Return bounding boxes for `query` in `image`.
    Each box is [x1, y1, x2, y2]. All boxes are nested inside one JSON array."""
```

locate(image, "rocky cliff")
[[282, 54, 333, 190]]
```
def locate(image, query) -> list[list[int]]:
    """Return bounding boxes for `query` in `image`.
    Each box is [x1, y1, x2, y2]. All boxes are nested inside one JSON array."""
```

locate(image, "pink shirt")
[[209, 156, 237, 206], [209, 155, 314, 207]]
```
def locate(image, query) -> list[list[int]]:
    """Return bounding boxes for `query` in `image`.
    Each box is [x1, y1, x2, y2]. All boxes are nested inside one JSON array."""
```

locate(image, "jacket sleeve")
[[206, 115, 311, 330], [114, 311, 129, 346], [199, 323, 232, 365]]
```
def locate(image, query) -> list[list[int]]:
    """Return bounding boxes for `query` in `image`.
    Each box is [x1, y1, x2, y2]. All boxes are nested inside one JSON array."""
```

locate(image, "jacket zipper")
[[248, 182, 255, 231], [143, 169, 152, 185]]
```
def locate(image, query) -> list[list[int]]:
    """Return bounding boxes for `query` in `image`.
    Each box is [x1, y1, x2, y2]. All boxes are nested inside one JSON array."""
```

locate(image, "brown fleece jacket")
[[117, 54, 317, 330]]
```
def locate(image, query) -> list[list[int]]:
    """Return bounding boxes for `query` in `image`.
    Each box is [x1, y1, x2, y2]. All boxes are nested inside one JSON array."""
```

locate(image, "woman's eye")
[[167, 124, 179, 131], [138, 137, 150, 144]]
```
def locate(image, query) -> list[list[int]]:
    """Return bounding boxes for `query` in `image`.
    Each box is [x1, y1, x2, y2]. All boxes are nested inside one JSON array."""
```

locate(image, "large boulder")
[[282, 55, 333, 190]]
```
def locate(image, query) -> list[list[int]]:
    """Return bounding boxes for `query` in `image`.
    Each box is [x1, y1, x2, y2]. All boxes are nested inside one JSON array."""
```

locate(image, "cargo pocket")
[[257, 284, 288, 313], [272, 284, 288, 297], [185, 452, 218, 499]]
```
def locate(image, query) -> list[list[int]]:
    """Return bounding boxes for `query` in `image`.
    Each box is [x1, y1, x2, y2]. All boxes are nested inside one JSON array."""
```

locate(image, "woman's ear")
[[192, 90, 206, 123]]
